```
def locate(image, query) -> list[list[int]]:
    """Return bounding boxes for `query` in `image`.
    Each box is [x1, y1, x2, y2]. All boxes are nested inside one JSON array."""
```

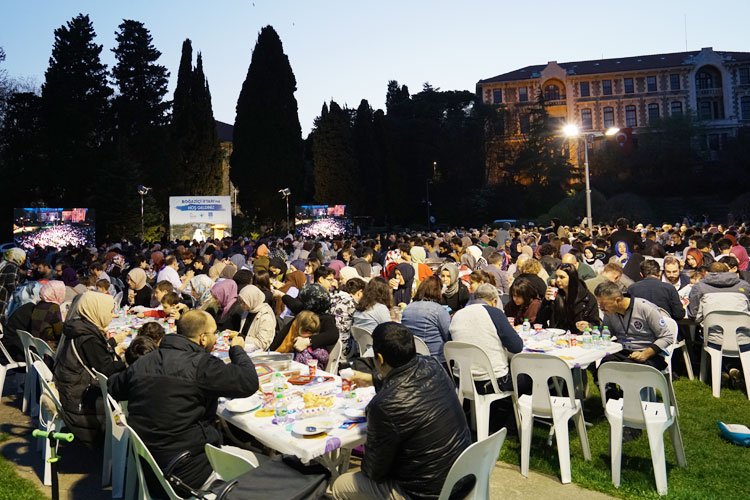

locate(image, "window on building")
[[603, 106, 615, 128], [648, 103, 660, 123], [647, 76, 657, 92], [696, 70, 717, 90], [699, 101, 713, 120], [741, 96, 750, 120], [544, 84, 561, 101], [602, 79, 612, 95], [581, 109, 593, 130], [739, 68, 750, 85], [518, 87, 528, 102], [624, 78, 634, 94], [492, 89, 502, 104], [670, 101, 683, 116], [519, 114, 530, 133], [670, 74, 681, 90], [580, 81, 590, 97], [625, 105, 637, 127]]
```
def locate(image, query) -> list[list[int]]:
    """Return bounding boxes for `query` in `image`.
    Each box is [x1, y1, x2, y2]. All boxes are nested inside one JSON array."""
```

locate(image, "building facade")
[[477, 47, 750, 183]]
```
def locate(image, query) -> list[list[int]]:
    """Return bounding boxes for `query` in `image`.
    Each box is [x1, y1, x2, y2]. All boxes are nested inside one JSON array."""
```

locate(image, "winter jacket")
[[628, 277, 685, 320], [349, 257, 372, 279], [537, 282, 601, 333], [688, 272, 750, 319], [108, 334, 259, 490], [363, 356, 471, 499]]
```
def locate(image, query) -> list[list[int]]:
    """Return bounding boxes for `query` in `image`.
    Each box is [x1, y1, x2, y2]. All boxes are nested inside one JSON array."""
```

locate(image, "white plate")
[[292, 417, 340, 436], [225, 394, 262, 413], [343, 408, 366, 421], [545, 328, 566, 337]]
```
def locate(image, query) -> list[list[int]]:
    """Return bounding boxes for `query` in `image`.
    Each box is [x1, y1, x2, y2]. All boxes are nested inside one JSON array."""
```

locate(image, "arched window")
[[696, 68, 721, 90], [544, 84, 561, 101], [581, 109, 593, 130], [648, 103, 660, 124]]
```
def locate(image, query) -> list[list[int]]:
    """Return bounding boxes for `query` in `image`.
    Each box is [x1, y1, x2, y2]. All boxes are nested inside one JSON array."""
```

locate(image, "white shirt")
[[157, 266, 182, 290]]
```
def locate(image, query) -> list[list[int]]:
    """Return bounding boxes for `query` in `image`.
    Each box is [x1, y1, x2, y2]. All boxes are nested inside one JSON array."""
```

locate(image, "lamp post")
[[562, 125, 619, 231], [278, 188, 291, 231], [426, 161, 437, 230], [136, 185, 152, 240]]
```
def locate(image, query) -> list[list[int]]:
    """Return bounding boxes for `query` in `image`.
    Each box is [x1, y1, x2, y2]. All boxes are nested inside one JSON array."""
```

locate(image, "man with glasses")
[[314, 266, 337, 292], [109, 310, 259, 493]]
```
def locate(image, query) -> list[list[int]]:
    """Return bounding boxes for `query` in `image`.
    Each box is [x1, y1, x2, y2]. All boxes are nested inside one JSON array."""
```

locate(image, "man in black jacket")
[[109, 310, 259, 491], [628, 259, 685, 320], [332, 322, 471, 500]]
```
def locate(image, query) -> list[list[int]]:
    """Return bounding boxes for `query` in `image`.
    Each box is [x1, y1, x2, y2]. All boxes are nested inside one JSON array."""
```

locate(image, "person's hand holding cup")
[[545, 286, 558, 301]]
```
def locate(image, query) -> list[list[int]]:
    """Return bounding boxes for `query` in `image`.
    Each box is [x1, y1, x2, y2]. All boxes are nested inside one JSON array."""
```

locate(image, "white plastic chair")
[[17, 330, 38, 415], [437, 428, 507, 500], [113, 291, 124, 310], [510, 353, 591, 484], [0, 324, 26, 399], [60, 300, 72, 320], [699, 310, 750, 399], [598, 362, 687, 496], [325, 340, 343, 374], [205, 443, 257, 481], [443, 341, 516, 442], [32, 359, 67, 486], [350, 326, 373, 358], [94, 369, 131, 498], [413, 336, 431, 356]]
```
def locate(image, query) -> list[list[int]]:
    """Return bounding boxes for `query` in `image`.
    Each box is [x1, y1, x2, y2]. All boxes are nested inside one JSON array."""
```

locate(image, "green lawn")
[[0, 434, 45, 500], [499, 377, 749, 499]]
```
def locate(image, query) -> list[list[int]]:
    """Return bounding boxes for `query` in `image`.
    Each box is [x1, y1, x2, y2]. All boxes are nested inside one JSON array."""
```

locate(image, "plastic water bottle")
[[272, 372, 285, 395], [522, 318, 531, 333], [581, 329, 592, 349], [591, 326, 601, 348], [601, 326, 611, 344], [274, 394, 288, 424]]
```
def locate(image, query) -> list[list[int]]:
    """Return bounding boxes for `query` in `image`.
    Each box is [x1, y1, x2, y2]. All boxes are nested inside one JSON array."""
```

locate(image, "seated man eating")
[[109, 310, 259, 492], [332, 322, 471, 500]]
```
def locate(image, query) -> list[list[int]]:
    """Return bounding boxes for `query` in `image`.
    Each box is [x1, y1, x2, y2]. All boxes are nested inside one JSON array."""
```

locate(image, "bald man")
[[109, 310, 259, 492], [561, 252, 596, 281]]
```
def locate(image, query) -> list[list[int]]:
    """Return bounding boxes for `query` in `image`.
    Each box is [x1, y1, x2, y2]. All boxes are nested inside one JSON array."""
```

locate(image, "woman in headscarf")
[[150, 251, 165, 273], [54, 292, 126, 446], [229, 253, 247, 270], [439, 263, 470, 313], [268, 257, 288, 283], [390, 262, 416, 306], [409, 246, 434, 285], [327, 260, 345, 280], [30, 280, 66, 349], [61, 266, 88, 302], [463, 245, 488, 270], [0, 248, 26, 318], [383, 249, 402, 279], [208, 261, 227, 281], [219, 262, 238, 280], [684, 248, 704, 271], [236, 285, 277, 351], [274, 269, 307, 316], [188, 274, 214, 307], [610, 240, 644, 283], [253, 244, 270, 273], [126, 268, 152, 308], [201, 279, 237, 324]]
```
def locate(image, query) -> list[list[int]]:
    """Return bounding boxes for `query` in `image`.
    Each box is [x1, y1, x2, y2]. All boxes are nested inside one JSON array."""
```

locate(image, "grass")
[[0, 434, 46, 500], [498, 376, 750, 499]]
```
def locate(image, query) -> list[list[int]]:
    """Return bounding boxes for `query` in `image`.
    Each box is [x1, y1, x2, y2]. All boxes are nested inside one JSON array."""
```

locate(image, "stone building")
[[477, 47, 750, 184]]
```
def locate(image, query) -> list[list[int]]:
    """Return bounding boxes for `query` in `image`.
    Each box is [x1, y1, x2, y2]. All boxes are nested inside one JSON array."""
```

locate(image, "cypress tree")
[[170, 39, 195, 196], [231, 25, 302, 221], [353, 99, 384, 218], [41, 13, 112, 205]]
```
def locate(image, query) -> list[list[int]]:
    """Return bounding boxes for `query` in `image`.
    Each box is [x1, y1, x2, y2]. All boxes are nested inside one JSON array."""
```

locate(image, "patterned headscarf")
[[4, 248, 26, 266], [40, 280, 66, 305], [298, 284, 331, 315]]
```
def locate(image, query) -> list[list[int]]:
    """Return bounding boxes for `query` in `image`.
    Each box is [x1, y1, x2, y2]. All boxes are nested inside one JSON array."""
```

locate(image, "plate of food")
[[288, 375, 335, 386], [225, 394, 262, 413], [343, 408, 366, 421], [292, 417, 340, 436]]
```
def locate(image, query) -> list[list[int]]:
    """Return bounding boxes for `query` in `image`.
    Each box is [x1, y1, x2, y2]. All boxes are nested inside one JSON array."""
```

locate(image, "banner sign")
[[169, 196, 232, 241]]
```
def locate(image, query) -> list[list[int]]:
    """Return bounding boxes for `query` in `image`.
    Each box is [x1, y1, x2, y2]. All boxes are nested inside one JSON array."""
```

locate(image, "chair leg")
[[739, 351, 750, 401], [0, 366, 6, 399], [669, 419, 687, 468], [42, 437, 52, 486], [22, 369, 32, 413], [708, 350, 723, 398], [699, 349, 708, 383], [610, 422, 624, 488], [519, 410, 533, 478], [645, 423, 669, 496], [102, 431, 113, 487], [124, 445, 138, 500], [681, 345, 694, 380], [475, 399, 489, 442], [112, 435, 129, 498], [574, 412, 591, 460], [552, 417, 572, 484]]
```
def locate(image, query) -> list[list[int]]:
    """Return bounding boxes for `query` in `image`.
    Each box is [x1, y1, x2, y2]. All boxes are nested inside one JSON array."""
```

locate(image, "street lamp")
[[136, 185, 152, 240], [426, 161, 437, 230], [278, 188, 291, 231], [562, 125, 619, 231]]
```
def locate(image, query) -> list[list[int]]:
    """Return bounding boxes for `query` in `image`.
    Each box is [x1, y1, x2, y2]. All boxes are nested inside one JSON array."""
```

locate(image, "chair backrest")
[[32, 337, 56, 361], [702, 310, 750, 353], [125, 422, 183, 500], [113, 291, 124, 310], [0, 323, 22, 366], [350, 326, 373, 357], [325, 340, 343, 374], [444, 341, 502, 399], [32, 359, 64, 416], [437, 428, 507, 500], [510, 353, 576, 415], [60, 301, 72, 320], [413, 336, 431, 356], [205, 443, 256, 481], [16, 330, 35, 372], [93, 369, 128, 440], [598, 362, 674, 426]]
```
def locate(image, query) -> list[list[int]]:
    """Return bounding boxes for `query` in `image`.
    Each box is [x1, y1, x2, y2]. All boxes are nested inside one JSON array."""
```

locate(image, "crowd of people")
[[14, 223, 94, 250], [1, 215, 749, 498]]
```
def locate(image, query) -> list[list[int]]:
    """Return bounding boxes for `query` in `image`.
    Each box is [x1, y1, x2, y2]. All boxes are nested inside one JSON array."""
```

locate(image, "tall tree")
[[312, 101, 361, 208], [232, 25, 303, 221], [169, 41, 222, 196], [353, 99, 385, 218], [41, 13, 112, 205]]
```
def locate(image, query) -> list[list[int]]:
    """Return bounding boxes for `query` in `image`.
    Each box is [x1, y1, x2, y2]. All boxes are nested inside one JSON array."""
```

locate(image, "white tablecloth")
[[521, 330, 623, 368]]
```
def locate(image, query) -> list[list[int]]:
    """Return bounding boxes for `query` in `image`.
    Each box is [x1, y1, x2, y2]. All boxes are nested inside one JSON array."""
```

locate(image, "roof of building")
[[478, 49, 750, 84], [215, 120, 234, 142]]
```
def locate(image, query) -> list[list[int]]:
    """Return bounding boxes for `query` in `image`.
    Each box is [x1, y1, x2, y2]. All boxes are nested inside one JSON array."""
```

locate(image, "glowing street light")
[[562, 125, 620, 230]]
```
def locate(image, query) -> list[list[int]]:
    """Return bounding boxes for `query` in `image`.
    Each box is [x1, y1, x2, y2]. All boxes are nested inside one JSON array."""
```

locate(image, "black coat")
[[537, 281, 601, 334], [628, 277, 685, 320], [363, 356, 471, 499], [108, 334, 259, 489]]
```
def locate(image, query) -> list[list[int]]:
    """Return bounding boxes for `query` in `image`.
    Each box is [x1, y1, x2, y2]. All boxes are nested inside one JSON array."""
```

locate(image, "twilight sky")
[[2, 0, 748, 134]]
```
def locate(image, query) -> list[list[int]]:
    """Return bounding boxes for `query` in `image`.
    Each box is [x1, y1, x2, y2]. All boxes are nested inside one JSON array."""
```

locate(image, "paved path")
[[1, 383, 613, 499]]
